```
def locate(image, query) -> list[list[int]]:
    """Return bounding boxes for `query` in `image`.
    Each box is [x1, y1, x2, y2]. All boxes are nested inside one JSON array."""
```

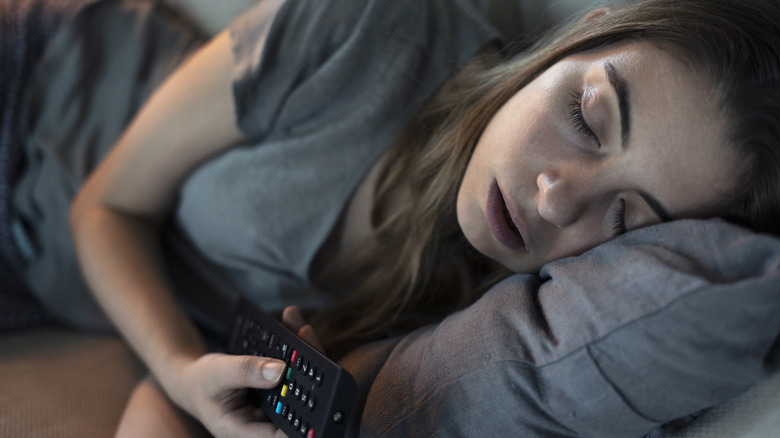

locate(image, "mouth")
[[486, 181, 527, 252]]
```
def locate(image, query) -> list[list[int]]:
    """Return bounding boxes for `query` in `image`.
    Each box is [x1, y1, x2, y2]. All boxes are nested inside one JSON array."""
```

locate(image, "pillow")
[[341, 219, 780, 437]]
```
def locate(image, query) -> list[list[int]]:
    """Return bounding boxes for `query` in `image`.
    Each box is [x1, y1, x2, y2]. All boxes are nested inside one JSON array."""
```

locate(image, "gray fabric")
[[0, 0, 99, 330], [341, 219, 780, 438], [11, 0, 205, 331], [170, 0, 501, 326], [11, 0, 501, 331], [663, 371, 780, 438]]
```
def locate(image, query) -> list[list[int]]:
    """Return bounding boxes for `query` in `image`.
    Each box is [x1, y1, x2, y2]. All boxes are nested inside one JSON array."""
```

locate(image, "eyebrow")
[[605, 62, 671, 222], [639, 190, 673, 223], [605, 62, 630, 147]]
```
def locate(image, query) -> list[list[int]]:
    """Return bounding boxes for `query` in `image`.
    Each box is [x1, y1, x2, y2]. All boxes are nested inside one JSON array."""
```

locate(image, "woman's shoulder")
[[230, 0, 501, 141], [232, 0, 500, 55]]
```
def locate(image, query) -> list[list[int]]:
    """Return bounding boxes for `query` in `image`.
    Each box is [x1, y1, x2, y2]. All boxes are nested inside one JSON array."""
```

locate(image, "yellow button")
[[281, 385, 288, 397]]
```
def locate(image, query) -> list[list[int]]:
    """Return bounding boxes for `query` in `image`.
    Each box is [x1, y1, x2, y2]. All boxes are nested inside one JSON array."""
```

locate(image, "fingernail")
[[262, 360, 286, 381]]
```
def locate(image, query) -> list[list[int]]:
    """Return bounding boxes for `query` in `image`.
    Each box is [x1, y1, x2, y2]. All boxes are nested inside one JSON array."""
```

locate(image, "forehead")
[[574, 41, 740, 216]]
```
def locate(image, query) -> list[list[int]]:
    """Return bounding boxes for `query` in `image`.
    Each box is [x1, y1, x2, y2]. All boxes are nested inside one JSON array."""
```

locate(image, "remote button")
[[261, 329, 271, 344], [227, 298, 357, 438]]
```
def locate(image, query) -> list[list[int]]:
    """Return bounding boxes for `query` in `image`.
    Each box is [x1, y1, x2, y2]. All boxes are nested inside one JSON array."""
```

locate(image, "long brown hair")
[[313, 0, 780, 357]]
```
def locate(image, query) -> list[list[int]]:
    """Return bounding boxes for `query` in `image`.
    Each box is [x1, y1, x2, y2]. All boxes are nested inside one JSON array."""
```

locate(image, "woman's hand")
[[282, 306, 325, 353], [170, 307, 323, 438], [174, 353, 289, 438]]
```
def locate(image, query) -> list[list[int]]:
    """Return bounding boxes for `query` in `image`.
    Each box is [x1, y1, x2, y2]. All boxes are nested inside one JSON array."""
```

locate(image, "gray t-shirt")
[[12, 0, 499, 331], [171, 0, 500, 328]]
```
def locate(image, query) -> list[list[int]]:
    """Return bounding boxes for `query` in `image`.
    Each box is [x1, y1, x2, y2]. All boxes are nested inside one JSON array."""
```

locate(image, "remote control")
[[226, 297, 357, 438]]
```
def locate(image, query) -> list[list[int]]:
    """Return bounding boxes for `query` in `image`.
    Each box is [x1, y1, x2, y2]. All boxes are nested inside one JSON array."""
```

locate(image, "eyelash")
[[612, 198, 628, 236], [568, 89, 624, 234], [568, 89, 600, 146]]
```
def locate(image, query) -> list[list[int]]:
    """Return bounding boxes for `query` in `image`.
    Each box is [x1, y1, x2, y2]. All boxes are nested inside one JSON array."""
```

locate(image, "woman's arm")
[[70, 26, 239, 400], [70, 2, 287, 436]]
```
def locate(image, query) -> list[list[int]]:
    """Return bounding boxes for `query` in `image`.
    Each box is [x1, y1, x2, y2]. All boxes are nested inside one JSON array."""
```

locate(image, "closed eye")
[[612, 198, 628, 236], [568, 89, 601, 147]]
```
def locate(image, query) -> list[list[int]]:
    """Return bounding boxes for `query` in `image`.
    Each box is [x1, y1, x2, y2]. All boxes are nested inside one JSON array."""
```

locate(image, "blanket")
[[0, 0, 98, 330]]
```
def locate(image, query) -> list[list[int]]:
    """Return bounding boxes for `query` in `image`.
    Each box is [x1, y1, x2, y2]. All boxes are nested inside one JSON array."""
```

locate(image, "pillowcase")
[[341, 219, 780, 437]]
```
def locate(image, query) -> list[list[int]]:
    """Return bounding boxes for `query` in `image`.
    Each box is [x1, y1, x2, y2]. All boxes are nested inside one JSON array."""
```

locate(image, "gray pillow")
[[342, 219, 780, 437]]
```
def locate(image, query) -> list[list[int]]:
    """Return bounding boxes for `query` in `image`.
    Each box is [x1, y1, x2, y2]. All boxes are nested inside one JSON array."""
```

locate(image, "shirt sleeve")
[[228, 0, 501, 141]]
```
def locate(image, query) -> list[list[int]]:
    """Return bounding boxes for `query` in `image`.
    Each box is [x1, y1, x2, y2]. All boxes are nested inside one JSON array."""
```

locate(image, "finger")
[[216, 412, 286, 438], [253, 406, 269, 422], [206, 354, 287, 393], [282, 306, 306, 333], [240, 421, 288, 438], [298, 324, 325, 353], [218, 405, 286, 438]]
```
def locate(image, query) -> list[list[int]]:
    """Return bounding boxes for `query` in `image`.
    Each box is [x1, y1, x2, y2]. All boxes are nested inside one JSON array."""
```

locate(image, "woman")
[[4, 0, 780, 436]]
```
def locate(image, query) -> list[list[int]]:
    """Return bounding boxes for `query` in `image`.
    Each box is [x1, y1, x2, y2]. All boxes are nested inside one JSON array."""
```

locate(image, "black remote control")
[[226, 297, 357, 438]]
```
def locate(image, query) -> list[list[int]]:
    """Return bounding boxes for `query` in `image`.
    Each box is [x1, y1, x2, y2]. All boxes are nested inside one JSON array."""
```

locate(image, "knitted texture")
[[0, 0, 94, 330]]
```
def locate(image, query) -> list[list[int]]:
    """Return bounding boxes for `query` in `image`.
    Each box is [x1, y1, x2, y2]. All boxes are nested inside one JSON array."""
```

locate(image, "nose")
[[536, 165, 605, 228]]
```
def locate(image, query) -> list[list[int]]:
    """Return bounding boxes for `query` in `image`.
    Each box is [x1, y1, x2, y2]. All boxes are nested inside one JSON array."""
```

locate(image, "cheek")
[[456, 156, 487, 239], [455, 181, 472, 229], [545, 222, 612, 262], [476, 114, 538, 177], [496, 103, 569, 170]]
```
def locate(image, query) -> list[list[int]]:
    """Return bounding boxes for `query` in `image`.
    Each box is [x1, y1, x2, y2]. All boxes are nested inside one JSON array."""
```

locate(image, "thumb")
[[257, 358, 287, 386], [207, 354, 287, 392]]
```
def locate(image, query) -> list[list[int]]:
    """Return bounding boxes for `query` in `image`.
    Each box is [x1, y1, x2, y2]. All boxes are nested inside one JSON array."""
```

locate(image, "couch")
[[2, 1, 779, 437]]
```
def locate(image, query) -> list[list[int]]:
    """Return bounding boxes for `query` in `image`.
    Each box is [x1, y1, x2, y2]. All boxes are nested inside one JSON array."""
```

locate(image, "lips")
[[486, 181, 527, 252], [502, 201, 520, 235]]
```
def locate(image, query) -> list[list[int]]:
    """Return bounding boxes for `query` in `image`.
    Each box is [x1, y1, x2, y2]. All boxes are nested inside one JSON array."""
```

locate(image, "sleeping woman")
[[2, 0, 780, 436]]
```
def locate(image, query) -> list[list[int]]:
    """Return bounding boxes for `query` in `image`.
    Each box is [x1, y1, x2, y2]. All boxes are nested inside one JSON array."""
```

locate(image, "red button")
[[291, 350, 299, 363], [307, 429, 316, 438]]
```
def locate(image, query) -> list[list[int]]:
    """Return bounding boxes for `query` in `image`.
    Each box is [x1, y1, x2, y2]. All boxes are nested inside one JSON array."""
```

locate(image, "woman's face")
[[457, 41, 741, 273]]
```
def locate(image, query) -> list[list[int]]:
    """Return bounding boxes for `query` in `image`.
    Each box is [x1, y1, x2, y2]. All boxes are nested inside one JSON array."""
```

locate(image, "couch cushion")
[[0, 330, 143, 438]]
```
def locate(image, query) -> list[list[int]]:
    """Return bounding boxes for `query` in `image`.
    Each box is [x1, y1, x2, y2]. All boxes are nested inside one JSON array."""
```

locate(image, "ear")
[[581, 7, 611, 23]]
